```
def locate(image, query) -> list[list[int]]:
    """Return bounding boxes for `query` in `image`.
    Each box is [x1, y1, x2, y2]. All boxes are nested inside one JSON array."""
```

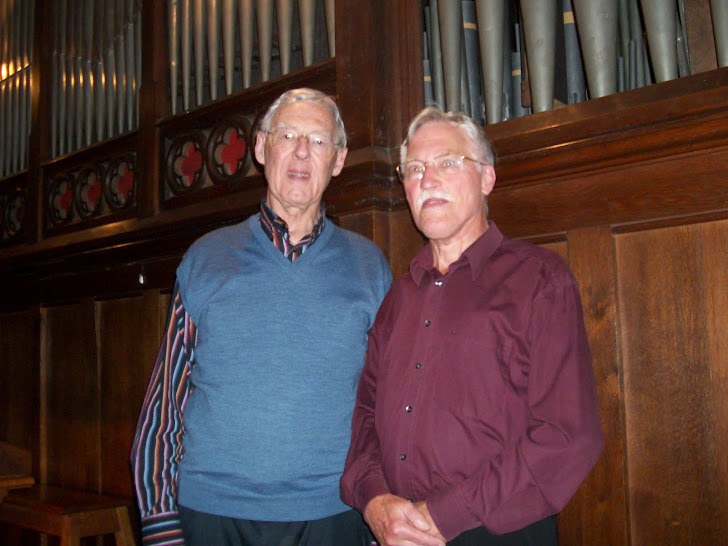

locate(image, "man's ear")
[[254, 130, 266, 166], [331, 147, 348, 177], [481, 164, 496, 197]]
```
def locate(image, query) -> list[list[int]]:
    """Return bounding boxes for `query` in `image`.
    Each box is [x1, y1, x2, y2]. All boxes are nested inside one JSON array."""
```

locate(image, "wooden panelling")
[[336, 207, 424, 281], [0, 309, 40, 465], [539, 240, 567, 261], [616, 220, 728, 544], [40, 302, 99, 490], [684, 0, 719, 74], [0, 3, 727, 545], [336, 210, 382, 250], [559, 227, 628, 546], [0, 309, 40, 544], [386, 208, 424, 280], [335, 0, 423, 150], [702, 223, 728, 527], [137, 0, 170, 218], [491, 146, 728, 240], [488, 68, 728, 185], [96, 292, 168, 497]]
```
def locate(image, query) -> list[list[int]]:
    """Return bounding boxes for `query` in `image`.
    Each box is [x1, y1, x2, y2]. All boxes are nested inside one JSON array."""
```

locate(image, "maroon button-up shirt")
[[341, 221, 604, 540]]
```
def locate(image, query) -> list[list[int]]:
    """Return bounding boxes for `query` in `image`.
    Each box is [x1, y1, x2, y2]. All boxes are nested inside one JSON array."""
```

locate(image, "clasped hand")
[[364, 494, 446, 546]]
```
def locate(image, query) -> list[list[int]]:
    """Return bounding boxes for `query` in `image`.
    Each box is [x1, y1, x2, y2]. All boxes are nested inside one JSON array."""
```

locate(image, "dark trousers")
[[178, 504, 373, 546], [449, 516, 558, 546]]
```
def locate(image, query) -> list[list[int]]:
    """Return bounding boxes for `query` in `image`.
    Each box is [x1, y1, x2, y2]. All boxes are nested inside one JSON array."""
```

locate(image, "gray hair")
[[400, 107, 496, 166], [260, 88, 347, 148]]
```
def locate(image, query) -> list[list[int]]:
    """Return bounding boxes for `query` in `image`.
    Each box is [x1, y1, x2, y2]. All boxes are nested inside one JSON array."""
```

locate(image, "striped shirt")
[[258, 200, 325, 260], [130, 202, 325, 545]]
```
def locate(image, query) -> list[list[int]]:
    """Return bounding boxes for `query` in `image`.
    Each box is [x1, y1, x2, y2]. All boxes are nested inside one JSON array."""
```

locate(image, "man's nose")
[[294, 135, 311, 157], [419, 162, 439, 187]]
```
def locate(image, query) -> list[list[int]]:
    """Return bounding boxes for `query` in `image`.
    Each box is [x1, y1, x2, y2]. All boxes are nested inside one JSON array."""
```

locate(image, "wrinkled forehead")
[[270, 101, 335, 132], [407, 120, 472, 158]]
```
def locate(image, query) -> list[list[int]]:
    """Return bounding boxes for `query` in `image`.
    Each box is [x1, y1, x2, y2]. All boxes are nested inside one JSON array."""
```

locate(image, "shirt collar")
[[259, 199, 326, 241], [409, 220, 504, 285]]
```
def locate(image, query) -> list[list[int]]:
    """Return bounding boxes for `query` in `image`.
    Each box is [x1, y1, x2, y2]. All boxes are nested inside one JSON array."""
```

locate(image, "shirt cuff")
[[427, 485, 480, 542], [141, 511, 185, 545], [355, 474, 391, 513]]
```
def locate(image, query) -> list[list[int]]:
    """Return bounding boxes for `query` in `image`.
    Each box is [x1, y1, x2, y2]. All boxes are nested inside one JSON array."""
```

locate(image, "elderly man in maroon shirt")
[[340, 107, 604, 546]]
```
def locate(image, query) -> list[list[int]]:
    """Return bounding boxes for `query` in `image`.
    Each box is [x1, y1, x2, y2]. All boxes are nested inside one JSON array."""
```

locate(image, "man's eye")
[[406, 164, 422, 175], [440, 159, 455, 168], [311, 136, 326, 146], [282, 132, 296, 141]]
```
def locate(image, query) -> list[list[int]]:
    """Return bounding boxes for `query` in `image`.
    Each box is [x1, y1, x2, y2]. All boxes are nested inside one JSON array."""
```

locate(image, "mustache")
[[416, 190, 452, 208]]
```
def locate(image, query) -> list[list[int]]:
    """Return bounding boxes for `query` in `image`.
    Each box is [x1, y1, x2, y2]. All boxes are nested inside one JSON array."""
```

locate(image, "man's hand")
[[414, 501, 445, 542], [364, 494, 446, 546]]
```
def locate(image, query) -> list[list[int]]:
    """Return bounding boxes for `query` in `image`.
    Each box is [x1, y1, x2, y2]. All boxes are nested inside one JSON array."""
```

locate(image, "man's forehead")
[[408, 122, 467, 157], [405, 151, 458, 162], [413, 120, 459, 139], [272, 101, 334, 127]]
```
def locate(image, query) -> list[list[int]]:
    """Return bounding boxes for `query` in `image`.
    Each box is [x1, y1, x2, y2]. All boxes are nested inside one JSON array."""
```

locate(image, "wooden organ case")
[[0, 1, 726, 544]]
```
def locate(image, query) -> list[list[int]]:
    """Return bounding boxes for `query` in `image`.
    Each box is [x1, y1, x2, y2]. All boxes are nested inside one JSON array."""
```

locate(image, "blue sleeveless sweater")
[[176, 214, 391, 521]]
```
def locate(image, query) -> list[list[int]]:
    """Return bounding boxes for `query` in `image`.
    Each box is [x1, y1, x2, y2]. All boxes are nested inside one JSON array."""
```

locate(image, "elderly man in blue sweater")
[[131, 88, 391, 545]]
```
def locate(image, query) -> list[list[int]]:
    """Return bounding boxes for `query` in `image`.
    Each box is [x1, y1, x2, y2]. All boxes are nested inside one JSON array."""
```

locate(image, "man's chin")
[[416, 223, 453, 242]]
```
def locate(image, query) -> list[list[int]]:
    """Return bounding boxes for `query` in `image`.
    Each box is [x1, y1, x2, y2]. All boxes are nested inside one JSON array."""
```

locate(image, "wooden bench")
[[0, 484, 136, 545], [0, 475, 35, 504], [0, 441, 34, 502]]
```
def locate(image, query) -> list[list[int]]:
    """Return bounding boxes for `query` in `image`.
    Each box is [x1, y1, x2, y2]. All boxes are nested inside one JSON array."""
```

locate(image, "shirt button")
[[435, 280, 443, 286], [415, 362, 422, 369], [400, 454, 406, 460], [424, 320, 431, 327], [405, 405, 412, 412]]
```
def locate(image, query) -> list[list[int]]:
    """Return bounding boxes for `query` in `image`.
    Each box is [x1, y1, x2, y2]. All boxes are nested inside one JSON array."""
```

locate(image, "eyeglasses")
[[396, 154, 488, 182], [265, 128, 338, 152]]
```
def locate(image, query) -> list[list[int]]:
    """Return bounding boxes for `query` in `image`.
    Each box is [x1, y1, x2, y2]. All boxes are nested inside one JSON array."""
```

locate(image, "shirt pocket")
[[432, 332, 512, 420]]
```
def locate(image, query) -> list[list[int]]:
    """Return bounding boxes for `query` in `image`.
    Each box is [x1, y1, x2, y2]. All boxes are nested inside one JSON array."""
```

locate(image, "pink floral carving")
[[181, 142, 202, 185], [220, 130, 247, 174], [117, 163, 134, 197]]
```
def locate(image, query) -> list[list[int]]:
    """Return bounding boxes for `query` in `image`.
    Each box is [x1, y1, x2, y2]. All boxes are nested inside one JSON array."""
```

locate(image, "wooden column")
[[136, 0, 170, 218]]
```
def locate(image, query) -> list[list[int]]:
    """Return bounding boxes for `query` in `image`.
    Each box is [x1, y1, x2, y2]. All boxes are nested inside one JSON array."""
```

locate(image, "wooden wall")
[[1, 1, 727, 545], [486, 68, 728, 545]]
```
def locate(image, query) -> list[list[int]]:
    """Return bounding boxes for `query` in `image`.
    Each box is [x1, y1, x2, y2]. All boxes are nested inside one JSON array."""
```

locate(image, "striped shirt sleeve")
[[130, 281, 195, 545]]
